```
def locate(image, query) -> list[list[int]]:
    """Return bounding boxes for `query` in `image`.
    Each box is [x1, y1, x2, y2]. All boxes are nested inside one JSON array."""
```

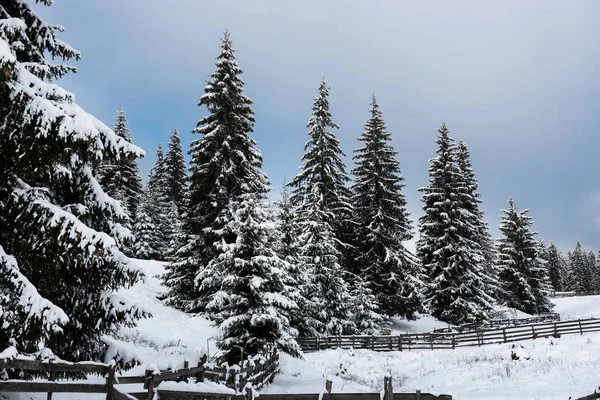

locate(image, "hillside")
[[4, 260, 600, 400]]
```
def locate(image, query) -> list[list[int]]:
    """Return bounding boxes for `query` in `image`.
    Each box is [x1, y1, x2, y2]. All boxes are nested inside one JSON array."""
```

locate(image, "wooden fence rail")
[[0, 357, 123, 400], [449, 312, 560, 333], [297, 318, 600, 353], [157, 375, 452, 400]]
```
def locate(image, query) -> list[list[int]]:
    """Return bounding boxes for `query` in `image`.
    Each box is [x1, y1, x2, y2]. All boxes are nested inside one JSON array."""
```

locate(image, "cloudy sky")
[[36, 1, 600, 252]]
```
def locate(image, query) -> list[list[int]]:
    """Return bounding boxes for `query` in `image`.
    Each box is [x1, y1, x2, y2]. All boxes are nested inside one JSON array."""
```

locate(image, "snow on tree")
[[545, 242, 565, 292], [288, 78, 353, 264], [164, 128, 188, 214], [497, 198, 553, 314], [297, 186, 355, 336], [417, 124, 493, 325], [0, 0, 146, 359], [204, 193, 301, 363], [455, 140, 500, 302], [96, 106, 144, 221], [567, 241, 593, 293], [350, 94, 423, 319], [163, 31, 269, 313], [146, 143, 176, 258], [132, 189, 158, 259], [348, 273, 389, 335], [274, 181, 301, 265]]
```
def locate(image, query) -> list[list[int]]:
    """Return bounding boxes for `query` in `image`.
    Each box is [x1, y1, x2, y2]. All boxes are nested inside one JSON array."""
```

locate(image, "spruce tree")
[[298, 186, 355, 336], [204, 193, 301, 363], [350, 94, 423, 319], [497, 198, 552, 314], [163, 31, 269, 313], [132, 191, 158, 259], [164, 128, 188, 214], [96, 107, 144, 221], [417, 124, 492, 325], [0, 0, 146, 359], [545, 242, 565, 292], [455, 140, 500, 302], [146, 143, 173, 258], [288, 78, 352, 261], [567, 241, 593, 293]]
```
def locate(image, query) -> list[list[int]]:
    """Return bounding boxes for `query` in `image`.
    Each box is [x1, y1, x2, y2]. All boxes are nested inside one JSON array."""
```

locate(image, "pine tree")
[[164, 128, 188, 214], [587, 251, 596, 293], [350, 94, 423, 319], [288, 78, 352, 261], [545, 242, 565, 292], [204, 193, 300, 363], [163, 31, 269, 313], [567, 241, 593, 293], [0, 1, 146, 359], [132, 191, 158, 259], [146, 143, 174, 258], [298, 186, 355, 336], [96, 107, 144, 220], [274, 182, 301, 264], [455, 140, 500, 302], [417, 124, 492, 325], [497, 198, 552, 314], [348, 274, 388, 335]]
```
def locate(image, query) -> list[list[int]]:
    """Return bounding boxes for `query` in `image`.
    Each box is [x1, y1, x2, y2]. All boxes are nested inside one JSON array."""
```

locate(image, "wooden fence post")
[[182, 360, 189, 383], [579, 319, 584, 335], [383, 376, 393, 400], [47, 370, 56, 400], [553, 322, 559, 337], [196, 355, 206, 383], [502, 328, 507, 343], [325, 379, 332, 394], [106, 366, 115, 400], [531, 325, 536, 339], [451, 334, 456, 350], [144, 367, 155, 400]]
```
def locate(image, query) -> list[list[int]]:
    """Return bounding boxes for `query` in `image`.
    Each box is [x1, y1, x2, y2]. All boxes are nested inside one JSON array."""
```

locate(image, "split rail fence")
[[297, 318, 600, 352], [450, 312, 560, 333]]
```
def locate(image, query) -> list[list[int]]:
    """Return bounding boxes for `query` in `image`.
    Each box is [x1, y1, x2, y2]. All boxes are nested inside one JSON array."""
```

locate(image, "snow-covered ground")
[[552, 294, 600, 320], [4, 260, 600, 400]]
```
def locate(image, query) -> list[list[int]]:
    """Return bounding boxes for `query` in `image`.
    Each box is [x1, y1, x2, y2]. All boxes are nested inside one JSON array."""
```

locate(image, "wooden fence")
[[157, 375, 452, 400], [0, 357, 126, 400], [450, 312, 560, 333], [297, 318, 600, 352]]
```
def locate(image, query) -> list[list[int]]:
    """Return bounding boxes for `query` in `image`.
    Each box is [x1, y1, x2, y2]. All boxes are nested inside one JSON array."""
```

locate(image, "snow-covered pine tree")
[[298, 186, 355, 336], [497, 198, 553, 314], [96, 107, 144, 221], [132, 189, 159, 259], [545, 242, 565, 292], [163, 31, 269, 313], [274, 181, 301, 265], [146, 143, 174, 258], [455, 140, 500, 302], [0, 0, 146, 359], [417, 124, 492, 325], [350, 94, 423, 319], [288, 78, 353, 265], [204, 193, 301, 363], [587, 251, 596, 293], [164, 128, 188, 214], [348, 274, 389, 335], [567, 241, 593, 293]]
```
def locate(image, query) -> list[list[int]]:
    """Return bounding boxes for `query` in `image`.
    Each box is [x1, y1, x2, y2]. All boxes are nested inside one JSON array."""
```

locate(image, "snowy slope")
[[104, 259, 219, 375], [268, 334, 600, 400], [552, 295, 600, 320], [4, 262, 600, 400]]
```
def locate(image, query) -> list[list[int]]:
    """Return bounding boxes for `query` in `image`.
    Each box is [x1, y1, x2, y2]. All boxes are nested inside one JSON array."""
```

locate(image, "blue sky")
[[36, 1, 600, 252]]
